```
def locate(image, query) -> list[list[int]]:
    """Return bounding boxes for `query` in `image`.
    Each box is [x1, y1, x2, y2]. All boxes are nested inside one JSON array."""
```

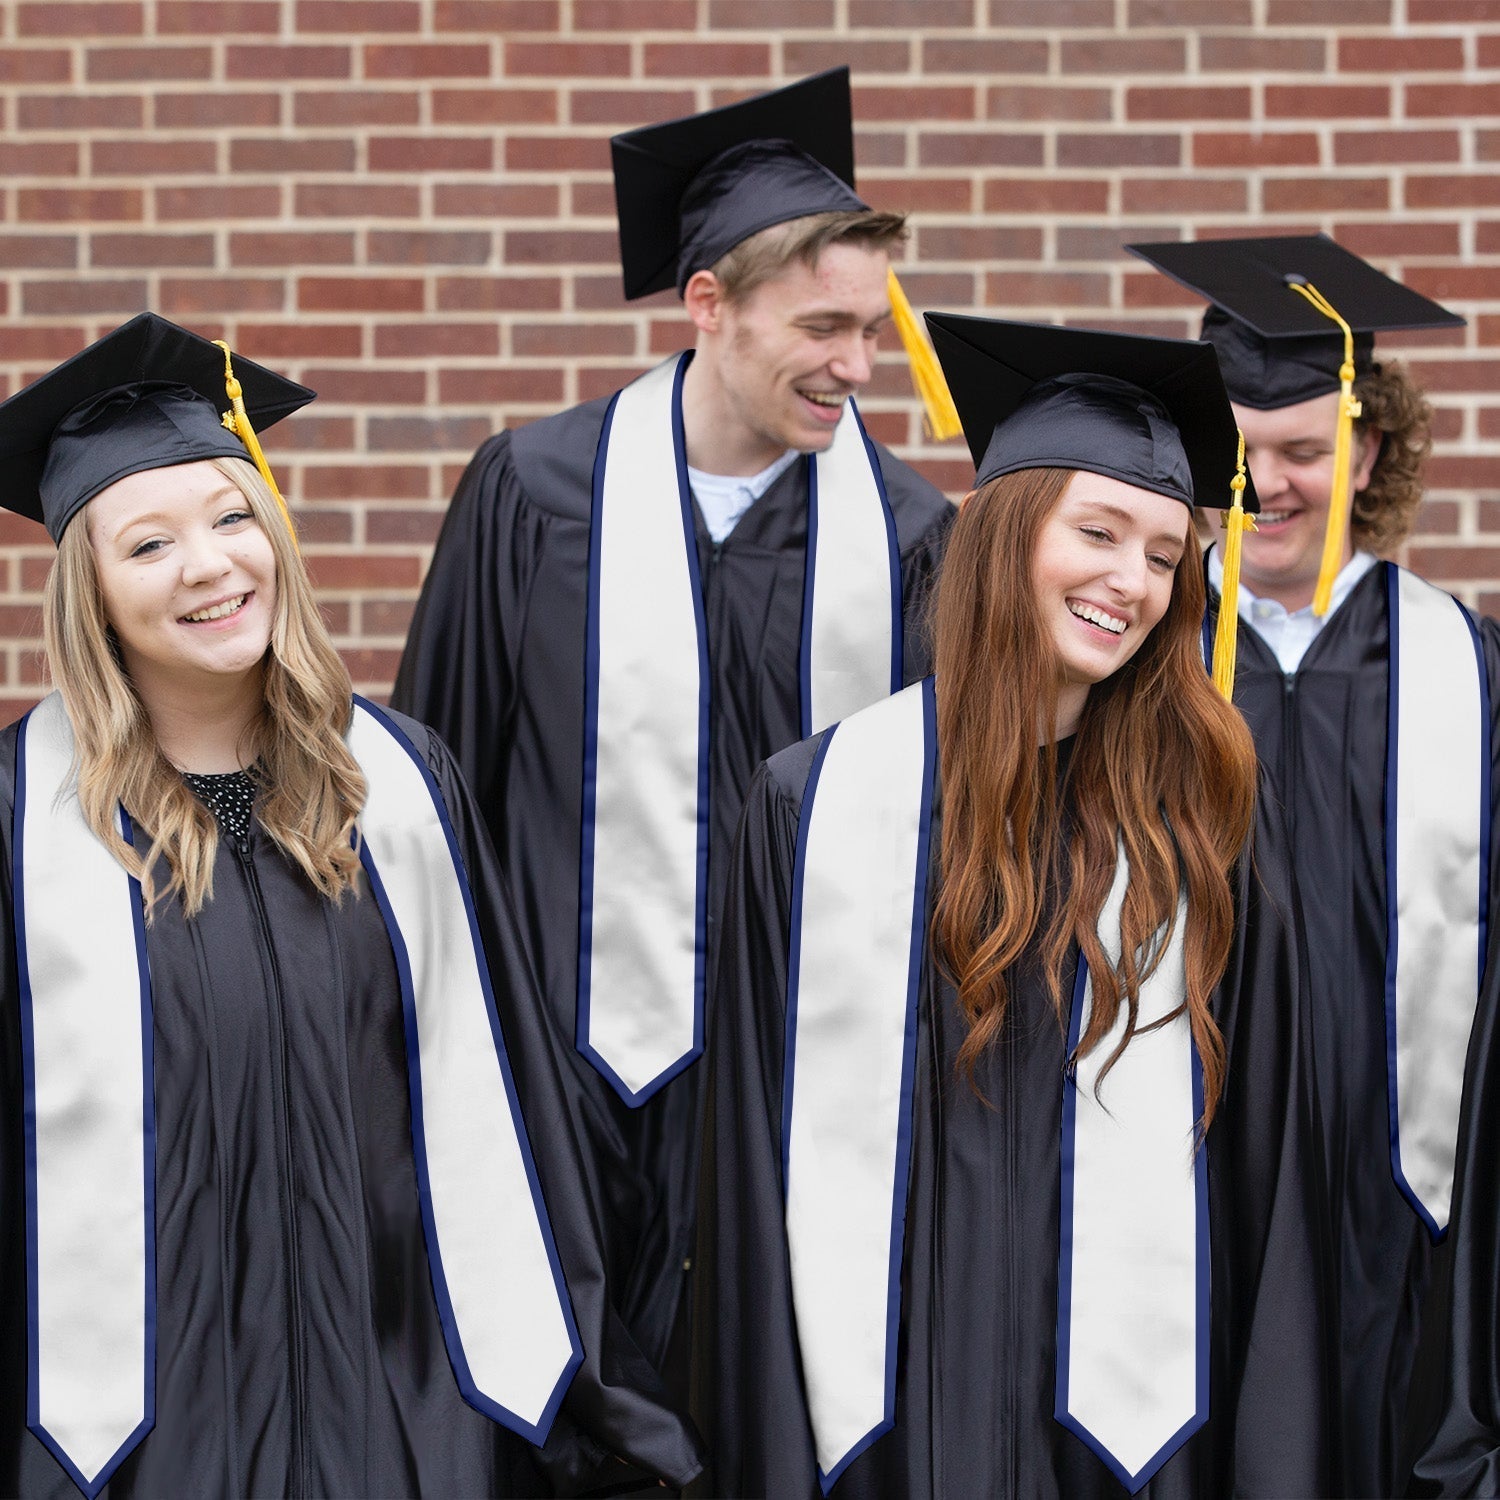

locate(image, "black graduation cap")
[[924, 312, 1258, 514], [1126, 235, 1465, 410], [0, 311, 313, 542], [610, 68, 867, 300]]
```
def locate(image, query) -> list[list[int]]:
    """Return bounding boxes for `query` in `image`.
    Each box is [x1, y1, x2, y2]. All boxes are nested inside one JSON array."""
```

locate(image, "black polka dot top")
[[182, 769, 257, 847]]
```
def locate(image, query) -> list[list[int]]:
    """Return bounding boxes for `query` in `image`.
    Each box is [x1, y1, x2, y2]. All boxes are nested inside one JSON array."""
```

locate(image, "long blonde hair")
[[42, 455, 366, 917]]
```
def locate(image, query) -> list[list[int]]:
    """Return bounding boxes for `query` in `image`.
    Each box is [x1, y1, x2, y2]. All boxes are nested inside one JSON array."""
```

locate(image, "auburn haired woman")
[[691, 317, 1330, 1498], [0, 315, 702, 1499]]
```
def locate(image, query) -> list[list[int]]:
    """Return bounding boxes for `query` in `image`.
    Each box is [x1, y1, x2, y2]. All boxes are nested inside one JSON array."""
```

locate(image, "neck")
[[127, 661, 265, 772], [679, 343, 788, 476], [1229, 538, 1353, 615], [1050, 682, 1088, 743]]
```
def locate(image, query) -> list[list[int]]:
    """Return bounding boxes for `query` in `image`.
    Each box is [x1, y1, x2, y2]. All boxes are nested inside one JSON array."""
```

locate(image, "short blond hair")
[[710, 208, 908, 304]]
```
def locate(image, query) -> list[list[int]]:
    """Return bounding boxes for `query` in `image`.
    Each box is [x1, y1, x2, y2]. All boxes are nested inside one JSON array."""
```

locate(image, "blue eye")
[[129, 538, 165, 559], [217, 509, 253, 527], [1080, 526, 1111, 542]]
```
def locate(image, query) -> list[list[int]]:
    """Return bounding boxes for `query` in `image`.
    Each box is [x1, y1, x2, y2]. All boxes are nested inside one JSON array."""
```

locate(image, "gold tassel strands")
[[886, 267, 963, 442], [1212, 429, 1256, 701], [212, 339, 300, 552]]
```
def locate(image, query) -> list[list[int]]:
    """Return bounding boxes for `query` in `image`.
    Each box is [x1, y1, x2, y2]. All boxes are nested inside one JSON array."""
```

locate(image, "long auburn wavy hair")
[[931, 467, 1259, 1130], [43, 455, 366, 918]]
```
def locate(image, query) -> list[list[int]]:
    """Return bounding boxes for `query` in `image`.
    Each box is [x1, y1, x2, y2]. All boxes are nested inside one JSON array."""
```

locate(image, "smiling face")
[[1031, 471, 1191, 733], [688, 239, 892, 470], [1232, 392, 1381, 612], [87, 459, 277, 702]]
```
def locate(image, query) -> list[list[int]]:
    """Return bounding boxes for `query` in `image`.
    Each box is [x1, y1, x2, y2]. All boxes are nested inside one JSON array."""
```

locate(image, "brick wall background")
[[0, 0, 1495, 721]]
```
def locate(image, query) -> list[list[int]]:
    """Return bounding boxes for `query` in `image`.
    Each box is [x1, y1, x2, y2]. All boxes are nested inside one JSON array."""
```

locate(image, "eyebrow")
[[108, 484, 245, 541], [1072, 497, 1188, 550], [794, 308, 894, 328]]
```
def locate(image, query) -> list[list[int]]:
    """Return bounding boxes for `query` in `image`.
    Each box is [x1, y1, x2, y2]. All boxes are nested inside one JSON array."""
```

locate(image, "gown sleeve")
[[417, 722, 707, 1494], [689, 749, 822, 1499]]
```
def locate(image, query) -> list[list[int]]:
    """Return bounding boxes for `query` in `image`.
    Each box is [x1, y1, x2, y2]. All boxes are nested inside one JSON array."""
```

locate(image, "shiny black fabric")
[[691, 729, 1330, 1498], [390, 396, 953, 1396], [1200, 307, 1371, 412], [1207, 562, 1500, 1498], [0, 711, 703, 1498]]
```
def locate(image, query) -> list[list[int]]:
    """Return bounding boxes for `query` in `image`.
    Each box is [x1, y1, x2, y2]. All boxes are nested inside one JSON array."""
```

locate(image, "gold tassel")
[[1212, 430, 1255, 701], [1285, 279, 1361, 617], [886, 267, 962, 442], [212, 338, 299, 552]]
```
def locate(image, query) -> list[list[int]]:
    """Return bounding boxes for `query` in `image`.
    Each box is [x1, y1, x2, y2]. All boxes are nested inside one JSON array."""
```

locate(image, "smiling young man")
[[392, 70, 952, 1403], [1132, 235, 1496, 1498]]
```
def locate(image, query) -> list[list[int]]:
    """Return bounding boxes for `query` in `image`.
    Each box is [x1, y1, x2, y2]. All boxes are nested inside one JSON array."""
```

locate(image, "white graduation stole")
[[782, 681, 1204, 1493], [577, 351, 901, 1107], [1384, 564, 1490, 1238], [14, 692, 582, 1498]]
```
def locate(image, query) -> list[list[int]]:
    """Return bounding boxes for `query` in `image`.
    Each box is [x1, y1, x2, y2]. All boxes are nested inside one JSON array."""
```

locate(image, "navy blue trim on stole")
[[1055, 945, 1210, 1495], [854, 401, 904, 697], [799, 451, 821, 740], [351, 696, 583, 1443], [575, 353, 709, 1106], [13, 712, 157, 1498], [1463, 602, 1493, 997]]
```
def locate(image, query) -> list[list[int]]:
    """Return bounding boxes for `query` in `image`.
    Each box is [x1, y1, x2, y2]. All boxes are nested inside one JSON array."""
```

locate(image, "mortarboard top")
[[925, 312, 1258, 515], [0, 311, 313, 543], [1126, 235, 1465, 410], [611, 68, 867, 301]]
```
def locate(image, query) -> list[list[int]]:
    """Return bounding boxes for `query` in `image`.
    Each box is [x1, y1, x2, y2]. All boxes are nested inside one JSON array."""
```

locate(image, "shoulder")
[[505, 394, 615, 524], [353, 701, 461, 788], [760, 731, 826, 812]]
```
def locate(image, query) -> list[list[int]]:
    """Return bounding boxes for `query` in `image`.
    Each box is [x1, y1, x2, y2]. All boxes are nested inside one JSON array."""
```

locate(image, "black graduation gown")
[[0, 710, 704, 1499], [692, 730, 1330, 1499], [1208, 560, 1500, 1497], [390, 393, 954, 1382]]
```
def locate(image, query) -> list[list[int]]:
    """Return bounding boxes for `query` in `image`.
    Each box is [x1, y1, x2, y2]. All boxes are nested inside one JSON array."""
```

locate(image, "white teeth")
[[1068, 601, 1127, 635], [801, 392, 844, 408], [183, 595, 246, 623]]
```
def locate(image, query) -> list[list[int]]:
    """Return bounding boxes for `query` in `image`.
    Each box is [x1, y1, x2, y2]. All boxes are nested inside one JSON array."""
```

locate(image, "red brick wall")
[[0, 0, 1496, 720]]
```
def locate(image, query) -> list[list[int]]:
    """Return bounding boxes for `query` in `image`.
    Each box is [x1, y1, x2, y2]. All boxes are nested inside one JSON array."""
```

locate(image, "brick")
[[93, 139, 218, 175], [0, 49, 70, 84], [18, 188, 143, 223], [368, 230, 493, 266], [512, 322, 635, 356], [1338, 130, 1460, 166], [231, 138, 357, 173], [361, 598, 417, 637], [437, 367, 566, 403], [785, 40, 911, 74], [0, 235, 78, 269], [27, 279, 147, 313], [1409, 0, 1500, 17], [302, 465, 430, 501], [1061, 37, 1186, 74], [1127, 87, 1251, 122], [237, 322, 365, 358], [918, 132, 1045, 168], [155, 92, 281, 128], [1194, 132, 1320, 168], [1341, 35, 1464, 71], [1427, 457, 1500, 489], [230, 232, 357, 266], [367, 416, 494, 452], [157, 1, 281, 29], [505, 228, 619, 265], [862, 175, 972, 213], [433, 182, 559, 217], [365, 509, 446, 545], [915, 224, 1042, 262], [287, 508, 355, 546], [856, 132, 910, 169], [0, 326, 90, 360], [265, 414, 355, 451], [1199, 35, 1325, 72], [986, 85, 1112, 123], [1058, 133, 1182, 169], [504, 136, 607, 172], [709, 0, 834, 22], [570, 181, 619, 217], [1128, 0, 1252, 20], [299, 368, 428, 404], [1413, 499, 1460, 535], [984, 177, 1111, 214], [159, 277, 286, 315], [1338, 222, 1461, 257], [436, 0, 561, 25], [17, 93, 141, 129], [1406, 176, 1500, 209], [1266, 84, 1391, 119], [87, 46, 211, 81], [984, 271, 1111, 306], [298, 0, 419, 29], [366, 43, 493, 78], [432, 87, 558, 125], [1122, 271, 1207, 309], [1406, 357, 1500, 390], [307, 554, 423, 589], [882, 270, 977, 305], [1408, 266, 1500, 304], [158, 184, 282, 220], [1268, 0, 1389, 16], [852, 0, 974, 21], [294, 90, 421, 127], [989, 0, 1111, 19], [294, 183, 422, 217], [1409, 85, 1500, 118], [92, 233, 216, 268], [1408, 546, 1500, 581], [507, 42, 632, 76], [298, 277, 426, 313], [18, 2, 142, 34], [1264, 177, 1390, 212], [372, 136, 494, 172], [921, 38, 1049, 74], [569, 89, 695, 127], [642, 42, 772, 77], [374, 322, 502, 356], [435, 275, 562, 312], [1058, 225, 1174, 261], [0, 143, 79, 176], [855, 86, 977, 122], [1481, 35, 1500, 66]]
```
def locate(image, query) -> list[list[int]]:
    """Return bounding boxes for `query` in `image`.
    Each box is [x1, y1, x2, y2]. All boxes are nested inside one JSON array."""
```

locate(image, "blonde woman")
[[0, 315, 702, 1499]]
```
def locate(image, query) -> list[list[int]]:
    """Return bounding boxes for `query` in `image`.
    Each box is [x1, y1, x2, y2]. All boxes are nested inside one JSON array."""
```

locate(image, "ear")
[[957, 488, 979, 508], [1351, 423, 1382, 493], [683, 269, 727, 335]]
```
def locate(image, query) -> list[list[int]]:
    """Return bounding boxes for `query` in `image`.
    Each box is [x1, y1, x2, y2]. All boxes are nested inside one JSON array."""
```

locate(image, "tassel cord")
[[212, 339, 300, 551], [1211, 430, 1255, 701], [886, 267, 963, 442]]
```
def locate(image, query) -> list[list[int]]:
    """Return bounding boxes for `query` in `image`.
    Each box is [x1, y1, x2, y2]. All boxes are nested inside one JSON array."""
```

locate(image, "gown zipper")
[[234, 835, 309, 1497]]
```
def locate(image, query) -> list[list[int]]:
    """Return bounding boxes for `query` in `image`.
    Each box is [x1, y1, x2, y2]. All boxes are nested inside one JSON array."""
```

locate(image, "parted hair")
[[43, 455, 366, 918], [1352, 358, 1433, 554], [930, 467, 1260, 1130], [710, 208, 909, 304]]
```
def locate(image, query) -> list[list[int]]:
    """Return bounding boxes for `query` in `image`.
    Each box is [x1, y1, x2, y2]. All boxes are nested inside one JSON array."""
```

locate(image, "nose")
[[1245, 449, 1289, 503], [179, 530, 234, 587], [827, 330, 875, 390], [1106, 545, 1151, 603]]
